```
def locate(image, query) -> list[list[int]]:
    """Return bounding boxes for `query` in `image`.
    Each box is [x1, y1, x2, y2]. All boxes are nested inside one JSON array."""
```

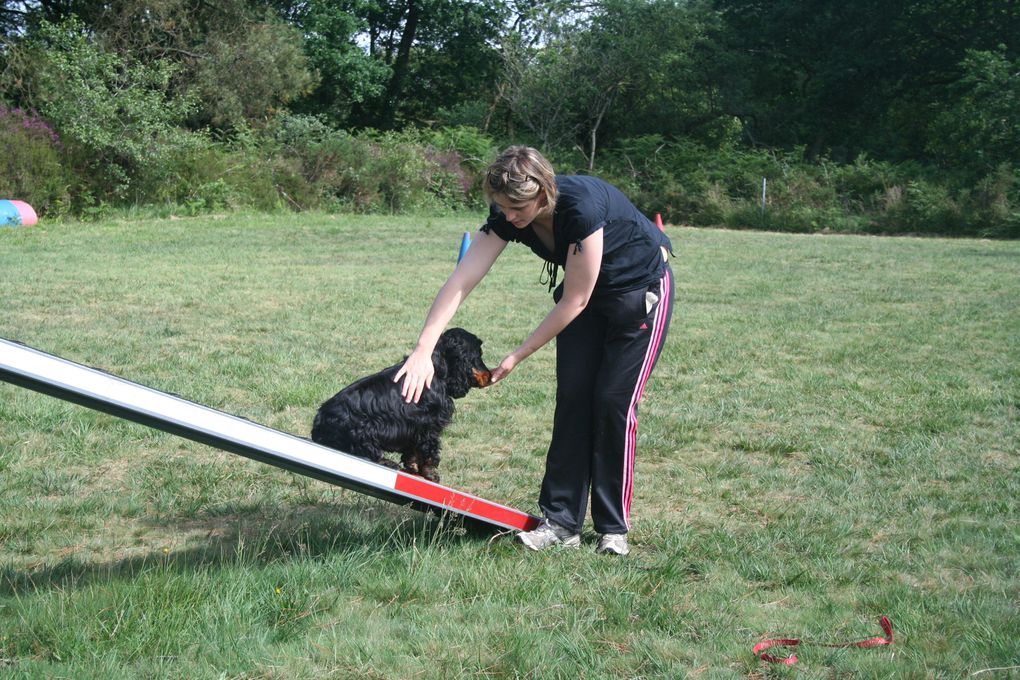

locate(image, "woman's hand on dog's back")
[[394, 348, 435, 404]]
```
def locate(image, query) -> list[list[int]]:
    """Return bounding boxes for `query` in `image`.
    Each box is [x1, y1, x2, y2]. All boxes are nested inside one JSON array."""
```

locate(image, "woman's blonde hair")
[[483, 145, 558, 208]]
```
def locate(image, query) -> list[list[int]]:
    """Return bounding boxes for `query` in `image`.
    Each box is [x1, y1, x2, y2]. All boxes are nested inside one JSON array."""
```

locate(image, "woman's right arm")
[[394, 228, 507, 403]]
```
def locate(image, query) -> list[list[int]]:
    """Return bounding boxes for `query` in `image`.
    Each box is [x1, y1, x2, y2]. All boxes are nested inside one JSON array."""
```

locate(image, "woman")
[[395, 145, 674, 555]]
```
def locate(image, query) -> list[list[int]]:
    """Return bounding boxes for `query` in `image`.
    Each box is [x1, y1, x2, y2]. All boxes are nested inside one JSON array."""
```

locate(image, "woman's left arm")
[[491, 229, 603, 382]]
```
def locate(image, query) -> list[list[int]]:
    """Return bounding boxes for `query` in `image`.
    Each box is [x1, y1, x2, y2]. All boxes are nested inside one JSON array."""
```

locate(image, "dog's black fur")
[[311, 328, 490, 483]]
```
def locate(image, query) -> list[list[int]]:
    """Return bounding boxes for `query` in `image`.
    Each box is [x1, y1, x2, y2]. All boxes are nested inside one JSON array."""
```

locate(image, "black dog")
[[311, 328, 491, 483]]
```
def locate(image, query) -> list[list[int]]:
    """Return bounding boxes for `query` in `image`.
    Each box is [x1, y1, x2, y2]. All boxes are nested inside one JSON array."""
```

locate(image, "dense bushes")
[[2, 102, 1017, 238], [18, 20, 201, 205], [0, 111, 486, 218], [595, 138, 1019, 238], [263, 116, 484, 213], [0, 105, 71, 215]]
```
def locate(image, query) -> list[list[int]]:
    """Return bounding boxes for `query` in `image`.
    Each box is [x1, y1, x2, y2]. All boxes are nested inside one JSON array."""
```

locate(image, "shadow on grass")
[[0, 497, 496, 596]]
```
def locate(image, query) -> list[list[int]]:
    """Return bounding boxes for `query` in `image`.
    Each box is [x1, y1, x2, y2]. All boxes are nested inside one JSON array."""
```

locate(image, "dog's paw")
[[420, 466, 440, 484]]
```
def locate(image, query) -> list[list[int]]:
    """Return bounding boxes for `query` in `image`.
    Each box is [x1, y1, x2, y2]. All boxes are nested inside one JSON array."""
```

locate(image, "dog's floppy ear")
[[430, 345, 449, 381], [437, 328, 478, 398]]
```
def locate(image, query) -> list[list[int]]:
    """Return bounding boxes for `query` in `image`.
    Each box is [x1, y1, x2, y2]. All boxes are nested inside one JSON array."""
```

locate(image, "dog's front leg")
[[417, 434, 442, 483], [399, 450, 420, 475]]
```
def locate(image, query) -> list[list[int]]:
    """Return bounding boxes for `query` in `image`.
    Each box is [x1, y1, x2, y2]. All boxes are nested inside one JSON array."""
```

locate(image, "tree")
[[354, 0, 508, 129], [280, 0, 390, 125], [501, 0, 723, 165], [579, 1, 723, 165], [5, 17, 198, 196], [501, 32, 581, 149], [927, 47, 1020, 176], [190, 11, 316, 128], [711, 0, 1020, 161], [3, 0, 317, 130]]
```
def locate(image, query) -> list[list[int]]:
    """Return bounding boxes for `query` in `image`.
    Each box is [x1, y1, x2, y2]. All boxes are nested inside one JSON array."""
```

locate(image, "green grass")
[[1, 213, 1018, 678]]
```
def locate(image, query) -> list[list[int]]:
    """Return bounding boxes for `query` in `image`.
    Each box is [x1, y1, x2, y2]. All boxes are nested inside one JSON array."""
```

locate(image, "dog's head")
[[433, 328, 491, 399]]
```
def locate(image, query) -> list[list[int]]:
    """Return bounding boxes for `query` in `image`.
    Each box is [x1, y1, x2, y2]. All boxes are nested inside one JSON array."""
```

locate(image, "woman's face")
[[493, 192, 546, 229]]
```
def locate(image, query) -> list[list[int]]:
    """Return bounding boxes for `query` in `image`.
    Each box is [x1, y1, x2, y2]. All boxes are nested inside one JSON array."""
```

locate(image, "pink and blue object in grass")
[[0, 200, 38, 226]]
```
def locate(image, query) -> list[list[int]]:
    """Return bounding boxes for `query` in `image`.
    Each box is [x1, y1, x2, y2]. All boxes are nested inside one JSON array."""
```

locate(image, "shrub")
[[0, 104, 70, 216], [968, 163, 1020, 239], [826, 155, 906, 212], [878, 179, 967, 235], [366, 131, 457, 213], [10, 18, 199, 203], [427, 125, 499, 205], [262, 116, 478, 213], [266, 115, 377, 210], [163, 141, 291, 214], [428, 125, 498, 172], [596, 136, 1017, 237]]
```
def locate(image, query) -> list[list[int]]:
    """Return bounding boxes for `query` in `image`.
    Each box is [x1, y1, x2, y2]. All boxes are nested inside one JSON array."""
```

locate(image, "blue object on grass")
[[0, 200, 22, 226]]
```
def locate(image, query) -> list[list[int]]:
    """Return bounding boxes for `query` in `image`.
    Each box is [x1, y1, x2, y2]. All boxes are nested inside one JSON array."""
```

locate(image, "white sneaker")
[[518, 519, 581, 551], [596, 533, 630, 556]]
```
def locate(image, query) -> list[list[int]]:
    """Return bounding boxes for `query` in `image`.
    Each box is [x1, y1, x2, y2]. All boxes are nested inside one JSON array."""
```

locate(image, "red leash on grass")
[[753, 616, 894, 665]]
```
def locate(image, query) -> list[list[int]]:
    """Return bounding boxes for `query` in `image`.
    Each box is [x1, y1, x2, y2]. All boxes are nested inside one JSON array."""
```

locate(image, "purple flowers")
[[0, 104, 61, 148]]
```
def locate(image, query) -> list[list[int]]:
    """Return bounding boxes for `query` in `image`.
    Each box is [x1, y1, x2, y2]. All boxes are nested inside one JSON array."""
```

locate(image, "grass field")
[[1, 213, 1018, 678]]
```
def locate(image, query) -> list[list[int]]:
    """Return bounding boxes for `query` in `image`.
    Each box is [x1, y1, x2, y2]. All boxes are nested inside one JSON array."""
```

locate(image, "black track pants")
[[540, 263, 674, 534]]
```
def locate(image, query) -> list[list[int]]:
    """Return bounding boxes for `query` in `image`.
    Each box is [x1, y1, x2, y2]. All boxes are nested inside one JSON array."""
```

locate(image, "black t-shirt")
[[481, 175, 672, 294]]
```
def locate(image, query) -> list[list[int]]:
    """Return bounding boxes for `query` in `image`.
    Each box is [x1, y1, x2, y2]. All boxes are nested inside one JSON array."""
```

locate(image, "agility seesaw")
[[0, 337, 540, 533]]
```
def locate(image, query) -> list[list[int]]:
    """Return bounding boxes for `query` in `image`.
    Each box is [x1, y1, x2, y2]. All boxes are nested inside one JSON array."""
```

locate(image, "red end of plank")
[[395, 473, 540, 531]]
